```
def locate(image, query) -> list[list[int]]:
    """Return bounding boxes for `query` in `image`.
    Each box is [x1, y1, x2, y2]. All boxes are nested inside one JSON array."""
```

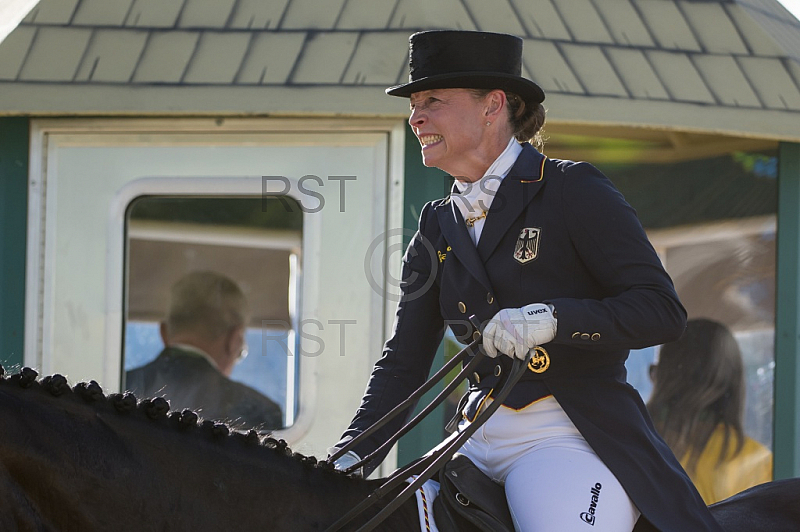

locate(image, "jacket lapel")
[[477, 145, 547, 262], [435, 196, 493, 291]]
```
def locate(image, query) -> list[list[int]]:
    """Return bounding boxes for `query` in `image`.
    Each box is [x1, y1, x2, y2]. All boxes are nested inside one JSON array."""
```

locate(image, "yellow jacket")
[[682, 425, 773, 504]]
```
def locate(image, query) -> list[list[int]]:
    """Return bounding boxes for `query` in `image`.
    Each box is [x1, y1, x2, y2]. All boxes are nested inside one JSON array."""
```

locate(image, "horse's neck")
[[0, 373, 419, 531]]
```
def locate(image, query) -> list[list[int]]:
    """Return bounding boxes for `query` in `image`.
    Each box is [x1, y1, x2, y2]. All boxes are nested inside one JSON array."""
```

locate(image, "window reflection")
[[124, 322, 292, 429], [122, 196, 302, 431], [661, 225, 776, 451], [607, 146, 778, 499], [647, 319, 773, 504]]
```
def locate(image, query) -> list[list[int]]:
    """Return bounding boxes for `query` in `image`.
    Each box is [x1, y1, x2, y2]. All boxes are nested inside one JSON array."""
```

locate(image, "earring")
[[485, 121, 491, 126]]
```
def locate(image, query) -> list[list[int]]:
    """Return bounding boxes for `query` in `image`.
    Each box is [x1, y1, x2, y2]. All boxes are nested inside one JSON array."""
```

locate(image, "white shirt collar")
[[453, 138, 522, 244], [481, 136, 523, 186]]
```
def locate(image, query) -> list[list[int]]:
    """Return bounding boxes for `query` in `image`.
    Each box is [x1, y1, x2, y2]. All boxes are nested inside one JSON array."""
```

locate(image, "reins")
[[324, 317, 533, 532], [326, 328, 481, 473]]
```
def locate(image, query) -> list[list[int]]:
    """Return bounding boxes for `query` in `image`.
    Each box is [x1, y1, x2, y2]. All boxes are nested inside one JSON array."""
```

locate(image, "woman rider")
[[331, 30, 721, 532]]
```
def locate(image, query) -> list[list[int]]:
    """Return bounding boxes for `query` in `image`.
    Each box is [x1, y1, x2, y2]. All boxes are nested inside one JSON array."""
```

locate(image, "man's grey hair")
[[165, 271, 249, 340]]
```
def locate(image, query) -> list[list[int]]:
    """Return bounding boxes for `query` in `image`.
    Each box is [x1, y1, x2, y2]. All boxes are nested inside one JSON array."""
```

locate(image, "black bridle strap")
[[324, 350, 532, 532], [327, 334, 480, 468], [323, 433, 459, 532], [324, 325, 485, 532], [353, 353, 532, 532], [349, 343, 485, 474]]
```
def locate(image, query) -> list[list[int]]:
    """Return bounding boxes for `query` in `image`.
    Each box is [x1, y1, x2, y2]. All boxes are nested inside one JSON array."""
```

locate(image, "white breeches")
[[458, 395, 640, 532]]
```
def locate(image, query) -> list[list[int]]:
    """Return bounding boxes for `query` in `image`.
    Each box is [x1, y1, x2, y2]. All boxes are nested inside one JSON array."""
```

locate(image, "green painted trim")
[[774, 141, 800, 480], [397, 124, 453, 467], [0, 117, 29, 370]]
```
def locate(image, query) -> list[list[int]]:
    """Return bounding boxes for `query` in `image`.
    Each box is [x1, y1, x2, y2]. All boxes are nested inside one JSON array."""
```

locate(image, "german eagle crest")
[[513, 227, 541, 264]]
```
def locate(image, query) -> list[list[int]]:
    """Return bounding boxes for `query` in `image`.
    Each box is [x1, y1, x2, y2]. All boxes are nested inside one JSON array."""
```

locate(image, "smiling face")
[[408, 88, 510, 182]]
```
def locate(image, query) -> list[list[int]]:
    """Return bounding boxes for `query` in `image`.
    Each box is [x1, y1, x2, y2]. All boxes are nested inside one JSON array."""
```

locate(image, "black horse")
[[1, 365, 798, 531]]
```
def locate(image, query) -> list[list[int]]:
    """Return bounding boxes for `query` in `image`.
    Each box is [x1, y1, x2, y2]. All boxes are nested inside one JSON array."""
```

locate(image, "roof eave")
[[1, 82, 798, 142]]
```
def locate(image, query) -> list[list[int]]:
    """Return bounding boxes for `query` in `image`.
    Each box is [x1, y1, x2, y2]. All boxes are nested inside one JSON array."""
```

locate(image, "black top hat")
[[386, 30, 545, 105]]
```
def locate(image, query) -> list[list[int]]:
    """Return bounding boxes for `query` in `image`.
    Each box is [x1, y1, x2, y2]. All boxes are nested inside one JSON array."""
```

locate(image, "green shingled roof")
[[0, 0, 798, 139]]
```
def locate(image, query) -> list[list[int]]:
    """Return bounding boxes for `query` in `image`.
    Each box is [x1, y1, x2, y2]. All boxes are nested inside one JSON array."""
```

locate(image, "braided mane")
[[0, 362, 427, 531], [0, 363, 335, 474], [3, 363, 800, 531]]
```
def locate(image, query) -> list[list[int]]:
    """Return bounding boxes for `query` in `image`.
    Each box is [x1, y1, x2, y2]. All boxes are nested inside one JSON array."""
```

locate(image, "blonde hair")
[[165, 271, 249, 340]]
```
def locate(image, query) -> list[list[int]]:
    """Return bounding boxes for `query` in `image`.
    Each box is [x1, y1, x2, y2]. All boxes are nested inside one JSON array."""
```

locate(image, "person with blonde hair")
[[648, 318, 772, 504], [126, 270, 282, 430]]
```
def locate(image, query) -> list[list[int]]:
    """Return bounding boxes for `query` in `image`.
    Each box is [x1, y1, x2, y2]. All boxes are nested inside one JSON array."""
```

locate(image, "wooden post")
[[0, 117, 29, 369], [774, 141, 800, 479]]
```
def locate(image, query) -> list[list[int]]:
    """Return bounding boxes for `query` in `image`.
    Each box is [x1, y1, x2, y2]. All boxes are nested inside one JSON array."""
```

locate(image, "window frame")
[[25, 118, 406, 454]]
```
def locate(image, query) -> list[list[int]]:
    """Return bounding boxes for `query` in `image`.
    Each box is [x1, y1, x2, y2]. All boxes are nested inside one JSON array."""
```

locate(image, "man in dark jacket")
[[126, 271, 282, 430]]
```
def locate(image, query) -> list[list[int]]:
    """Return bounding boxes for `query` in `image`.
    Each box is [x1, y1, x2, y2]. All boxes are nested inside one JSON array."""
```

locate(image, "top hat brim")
[[386, 72, 545, 105]]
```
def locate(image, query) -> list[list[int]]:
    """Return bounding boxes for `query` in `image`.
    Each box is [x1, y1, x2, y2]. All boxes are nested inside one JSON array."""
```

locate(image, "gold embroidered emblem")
[[437, 246, 452, 263], [513, 227, 541, 264], [528, 346, 550, 373]]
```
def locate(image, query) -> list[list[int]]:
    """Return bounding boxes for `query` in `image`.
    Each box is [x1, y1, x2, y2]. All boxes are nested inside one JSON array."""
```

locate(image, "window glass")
[[599, 150, 777, 229], [123, 196, 302, 431], [604, 148, 778, 440], [604, 146, 778, 502]]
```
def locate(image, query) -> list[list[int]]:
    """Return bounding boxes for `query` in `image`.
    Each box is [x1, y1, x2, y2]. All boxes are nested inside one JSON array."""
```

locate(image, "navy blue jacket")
[[336, 144, 722, 531]]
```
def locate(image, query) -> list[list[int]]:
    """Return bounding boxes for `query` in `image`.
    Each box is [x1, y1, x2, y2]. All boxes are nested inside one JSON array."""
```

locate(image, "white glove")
[[330, 450, 363, 477], [482, 303, 557, 359]]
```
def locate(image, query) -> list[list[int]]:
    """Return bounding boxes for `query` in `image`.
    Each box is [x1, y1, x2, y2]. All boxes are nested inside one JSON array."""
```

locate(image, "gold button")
[[581, 333, 590, 340], [473, 372, 481, 384], [487, 293, 494, 304], [494, 365, 502, 377], [458, 302, 467, 314], [591, 333, 600, 341], [572, 332, 581, 339], [472, 330, 481, 342]]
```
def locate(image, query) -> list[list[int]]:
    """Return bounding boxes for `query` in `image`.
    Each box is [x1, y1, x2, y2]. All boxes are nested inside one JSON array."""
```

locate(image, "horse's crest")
[[0, 363, 798, 531], [0, 364, 333, 465]]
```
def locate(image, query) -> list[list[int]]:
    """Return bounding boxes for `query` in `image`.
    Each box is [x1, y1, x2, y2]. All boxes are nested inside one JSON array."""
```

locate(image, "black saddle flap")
[[437, 454, 515, 532]]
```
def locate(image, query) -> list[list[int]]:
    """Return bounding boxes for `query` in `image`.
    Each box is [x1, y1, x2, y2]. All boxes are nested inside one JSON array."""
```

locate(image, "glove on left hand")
[[328, 449, 364, 477]]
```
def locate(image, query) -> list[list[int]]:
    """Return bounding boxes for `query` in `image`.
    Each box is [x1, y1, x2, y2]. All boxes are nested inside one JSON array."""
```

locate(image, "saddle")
[[433, 454, 515, 532]]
